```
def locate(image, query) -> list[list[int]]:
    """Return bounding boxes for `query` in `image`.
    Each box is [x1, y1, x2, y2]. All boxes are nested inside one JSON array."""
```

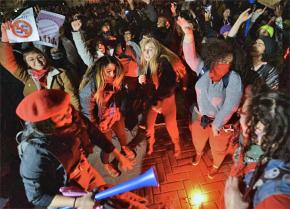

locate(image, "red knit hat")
[[16, 89, 70, 122]]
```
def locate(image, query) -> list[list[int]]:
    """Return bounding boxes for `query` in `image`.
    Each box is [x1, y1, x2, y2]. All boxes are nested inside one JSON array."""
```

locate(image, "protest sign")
[[257, 0, 281, 9], [6, 8, 39, 43], [35, 10, 65, 47]]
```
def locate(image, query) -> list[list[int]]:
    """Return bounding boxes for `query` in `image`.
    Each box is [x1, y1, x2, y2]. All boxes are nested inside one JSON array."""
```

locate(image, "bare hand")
[[127, 0, 134, 5], [251, 7, 266, 22], [142, 0, 150, 4], [176, 17, 192, 33], [255, 7, 266, 16], [1, 22, 12, 43], [237, 8, 253, 23], [170, 3, 177, 16], [224, 177, 249, 209], [119, 155, 135, 172], [138, 75, 146, 85], [71, 19, 82, 32]]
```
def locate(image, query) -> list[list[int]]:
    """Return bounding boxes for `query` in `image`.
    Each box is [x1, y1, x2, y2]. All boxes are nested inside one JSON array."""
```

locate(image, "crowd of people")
[[0, 0, 289, 208]]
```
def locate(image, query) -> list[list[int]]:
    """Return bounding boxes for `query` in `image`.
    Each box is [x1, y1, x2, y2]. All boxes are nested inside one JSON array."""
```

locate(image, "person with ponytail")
[[178, 16, 243, 179], [0, 22, 80, 111], [79, 55, 136, 177]]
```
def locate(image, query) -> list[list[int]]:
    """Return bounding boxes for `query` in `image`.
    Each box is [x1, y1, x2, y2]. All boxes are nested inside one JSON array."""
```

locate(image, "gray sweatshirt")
[[183, 40, 243, 130]]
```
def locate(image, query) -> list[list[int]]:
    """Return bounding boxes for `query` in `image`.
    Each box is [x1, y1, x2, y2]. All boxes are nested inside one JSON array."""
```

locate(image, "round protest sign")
[[11, 19, 33, 38]]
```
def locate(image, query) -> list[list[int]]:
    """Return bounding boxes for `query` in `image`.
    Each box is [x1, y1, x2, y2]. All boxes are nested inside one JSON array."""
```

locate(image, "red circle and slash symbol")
[[11, 19, 33, 38]]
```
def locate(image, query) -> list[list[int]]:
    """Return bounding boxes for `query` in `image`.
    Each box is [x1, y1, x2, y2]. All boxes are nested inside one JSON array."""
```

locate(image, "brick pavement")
[[89, 122, 233, 209]]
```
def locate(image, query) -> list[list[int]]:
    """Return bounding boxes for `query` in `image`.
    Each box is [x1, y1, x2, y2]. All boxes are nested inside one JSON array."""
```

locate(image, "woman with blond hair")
[[79, 55, 136, 177], [139, 36, 184, 157]]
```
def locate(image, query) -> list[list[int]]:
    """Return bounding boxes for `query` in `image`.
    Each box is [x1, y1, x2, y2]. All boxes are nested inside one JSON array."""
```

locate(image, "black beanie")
[[259, 36, 277, 60]]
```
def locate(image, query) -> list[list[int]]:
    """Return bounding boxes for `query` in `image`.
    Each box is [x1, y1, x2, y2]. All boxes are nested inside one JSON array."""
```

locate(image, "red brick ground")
[[137, 124, 233, 209]]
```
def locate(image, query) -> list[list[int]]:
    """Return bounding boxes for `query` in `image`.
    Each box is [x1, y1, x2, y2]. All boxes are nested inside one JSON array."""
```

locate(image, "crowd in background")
[[0, 0, 289, 208]]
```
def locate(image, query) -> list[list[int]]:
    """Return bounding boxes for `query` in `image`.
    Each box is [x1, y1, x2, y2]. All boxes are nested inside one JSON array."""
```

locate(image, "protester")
[[71, 17, 113, 67], [0, 22, 80, 110], [16, 89, 137, 209], [79, 55, 136, 177], [224, 90, 290, 209], [0, 0, 289, 207], [228, 9, 280, 90], [178, 16, 242, 179], [139, 36, 182, 157]]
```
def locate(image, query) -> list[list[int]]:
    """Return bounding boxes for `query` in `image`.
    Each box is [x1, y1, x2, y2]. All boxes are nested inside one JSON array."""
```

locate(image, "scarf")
[[30, 69, 49, 87], [209, 63, 231, 82]]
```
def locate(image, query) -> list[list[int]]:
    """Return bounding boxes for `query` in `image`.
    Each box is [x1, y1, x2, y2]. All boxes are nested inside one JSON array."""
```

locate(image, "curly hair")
[[201, 38, 233, 67], [248, 90, 290, 161], [243, 90, 290, 201]]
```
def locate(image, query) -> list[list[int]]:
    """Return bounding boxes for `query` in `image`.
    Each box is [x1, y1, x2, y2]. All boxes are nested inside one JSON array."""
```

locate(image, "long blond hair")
[[140, 37, 186, 87], [80, 56, 124, 106]]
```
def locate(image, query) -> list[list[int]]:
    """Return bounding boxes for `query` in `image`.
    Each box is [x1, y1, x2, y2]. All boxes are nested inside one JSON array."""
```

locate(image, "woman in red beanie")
[[16, 89, 143, 209], [0, 22, 80, 110]]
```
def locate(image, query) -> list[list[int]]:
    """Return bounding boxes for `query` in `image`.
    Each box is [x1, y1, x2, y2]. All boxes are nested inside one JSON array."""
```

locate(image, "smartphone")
[[125, 10, 129, 15]]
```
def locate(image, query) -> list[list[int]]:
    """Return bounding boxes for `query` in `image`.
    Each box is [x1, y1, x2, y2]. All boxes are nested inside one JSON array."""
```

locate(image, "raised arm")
[[228, 9, 253, 38], [0, 23, 30, 83], [71, 19, 94, 67], [177, 17, 201, 74]]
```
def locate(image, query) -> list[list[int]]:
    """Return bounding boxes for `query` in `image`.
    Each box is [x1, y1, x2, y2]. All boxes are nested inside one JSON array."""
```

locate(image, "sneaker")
[[192, 154, 202, 166], [103, 163, 121, 177], [121, 146, 136, 160], [208, 167, 219, 179]]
